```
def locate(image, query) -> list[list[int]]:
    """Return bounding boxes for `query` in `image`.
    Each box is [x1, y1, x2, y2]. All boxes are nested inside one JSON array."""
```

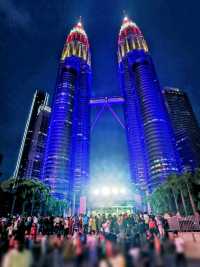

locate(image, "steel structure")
[[90, 97, 125, 131]]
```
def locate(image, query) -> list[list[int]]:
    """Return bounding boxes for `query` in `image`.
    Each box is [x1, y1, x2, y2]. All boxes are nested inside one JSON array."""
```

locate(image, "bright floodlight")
[[120, 187, 126, 194], [102, 186, 110, 196], [93, 189, 99, 196], [111, 187, 119, 195]]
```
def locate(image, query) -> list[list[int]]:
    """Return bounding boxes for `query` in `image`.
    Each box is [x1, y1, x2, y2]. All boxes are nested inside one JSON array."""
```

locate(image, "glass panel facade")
[[118, 17, 180, 192]]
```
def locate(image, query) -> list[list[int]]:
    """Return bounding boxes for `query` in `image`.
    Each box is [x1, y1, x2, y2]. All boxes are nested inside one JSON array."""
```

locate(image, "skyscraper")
[[42, 21, 91, 203], [14, 90, 49, 178], [164, 87, 200, 172], [26, 105, 51, 179], [118, 17, 180, 191]]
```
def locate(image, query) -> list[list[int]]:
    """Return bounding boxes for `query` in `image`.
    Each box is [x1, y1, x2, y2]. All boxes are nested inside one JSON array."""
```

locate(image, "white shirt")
[[2, 249, 33, 267], [174, 237, 185, 253]]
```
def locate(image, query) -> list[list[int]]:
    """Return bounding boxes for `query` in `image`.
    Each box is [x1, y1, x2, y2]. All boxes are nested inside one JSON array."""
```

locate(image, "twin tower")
[[41, 17, 180, 203]]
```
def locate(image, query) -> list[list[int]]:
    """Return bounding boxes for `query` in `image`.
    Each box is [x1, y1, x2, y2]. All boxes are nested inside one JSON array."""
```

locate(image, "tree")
[[180, 172, 196, 214], [193, 169, 200, 210], [149, 184, 170, 215], [1, 177, 50, 215], [149, 171, 200, 216], [167, 174, 180, 214]]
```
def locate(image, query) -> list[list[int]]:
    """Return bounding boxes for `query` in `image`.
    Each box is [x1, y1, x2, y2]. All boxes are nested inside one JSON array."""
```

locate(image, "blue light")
[[41, 56, 91, 202], [118, 20, 181, 192]]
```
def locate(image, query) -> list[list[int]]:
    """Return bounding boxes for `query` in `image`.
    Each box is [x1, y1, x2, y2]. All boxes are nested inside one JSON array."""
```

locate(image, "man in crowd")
[[0, 212, 190, 267]]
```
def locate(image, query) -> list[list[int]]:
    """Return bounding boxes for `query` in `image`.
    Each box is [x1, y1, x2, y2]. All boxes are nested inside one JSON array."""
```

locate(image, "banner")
[[80, 196, 87, 214]]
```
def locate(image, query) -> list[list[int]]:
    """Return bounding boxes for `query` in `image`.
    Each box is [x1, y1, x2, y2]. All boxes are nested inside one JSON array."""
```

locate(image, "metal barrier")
[[168, 215, 200, 232]]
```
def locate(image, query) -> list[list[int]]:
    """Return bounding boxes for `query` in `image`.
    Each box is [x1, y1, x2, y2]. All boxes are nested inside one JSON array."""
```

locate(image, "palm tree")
[[167, 174, 180, 214], [1, 177, 50, 215], [29, 178, 50, 215], [181, 172, 196, 214], [162, 182, 174, 213], [167, 173, 195, 216], [179, 182, 188, 216], [149, 184, 170, 215], [193, 169, 200, 210], [1, 177, 19, 214]]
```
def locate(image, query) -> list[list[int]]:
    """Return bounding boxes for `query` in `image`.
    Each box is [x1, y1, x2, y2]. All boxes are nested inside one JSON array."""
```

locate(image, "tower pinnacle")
[[122, 10, 128, 22], [118, 16, 148, 62], [77, 16, 82, 27], [61, 19, 91, 65], [123, 16, 128, 22]]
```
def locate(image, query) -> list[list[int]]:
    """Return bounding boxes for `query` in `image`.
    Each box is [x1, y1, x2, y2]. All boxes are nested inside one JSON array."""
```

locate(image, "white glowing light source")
[[90, 184, 129, 198], [102, 186, 110, 196], [93, 189, 99, 196], [111, 187, 119, 195], [77, 22, 82, 27], [120, 187, 126, 194]]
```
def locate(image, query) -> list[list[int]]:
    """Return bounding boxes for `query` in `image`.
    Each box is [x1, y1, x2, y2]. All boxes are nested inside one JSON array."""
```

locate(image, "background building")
[[25, 105, 51, 179], [118, 17, 180, 192], [41, 21, 91, 206], [13, 91, 49, 179], [164, 87, 200, 172]]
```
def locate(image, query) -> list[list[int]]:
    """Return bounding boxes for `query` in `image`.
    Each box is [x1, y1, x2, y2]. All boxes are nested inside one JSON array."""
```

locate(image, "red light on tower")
[[61, 19, 91, 65]]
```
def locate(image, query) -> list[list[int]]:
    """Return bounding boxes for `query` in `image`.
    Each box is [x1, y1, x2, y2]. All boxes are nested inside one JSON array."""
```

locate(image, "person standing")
[[156, 216, 165, 238], [30, 223, 37, 241], [82, 214, 89, 234], [2, 238, 33, 267], [173, 231, 187, 267], [64, 217, 70, 237]]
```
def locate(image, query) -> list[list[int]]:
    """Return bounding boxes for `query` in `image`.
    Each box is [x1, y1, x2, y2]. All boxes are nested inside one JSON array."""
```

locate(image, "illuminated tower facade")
[[14, 90, 49, 179], [164, 87, 200, 172], [118, 17, 180, 191], [42, 22, 91, 202], [26, 105, 51, 179]]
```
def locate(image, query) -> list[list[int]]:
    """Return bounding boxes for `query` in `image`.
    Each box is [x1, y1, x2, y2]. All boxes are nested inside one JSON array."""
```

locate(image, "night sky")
[[0, 0, 200, 183]]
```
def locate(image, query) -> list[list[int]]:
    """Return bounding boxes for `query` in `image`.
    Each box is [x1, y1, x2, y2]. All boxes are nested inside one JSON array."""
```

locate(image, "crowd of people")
[[0, 212, 188, 267]]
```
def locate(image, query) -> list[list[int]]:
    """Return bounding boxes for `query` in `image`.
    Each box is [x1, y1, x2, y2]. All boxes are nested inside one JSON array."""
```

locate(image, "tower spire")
[[78, 16, 82, 27], [61, 18, 90, 64], [123, 10, 128, 21], [118, 15, 148, 59]]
